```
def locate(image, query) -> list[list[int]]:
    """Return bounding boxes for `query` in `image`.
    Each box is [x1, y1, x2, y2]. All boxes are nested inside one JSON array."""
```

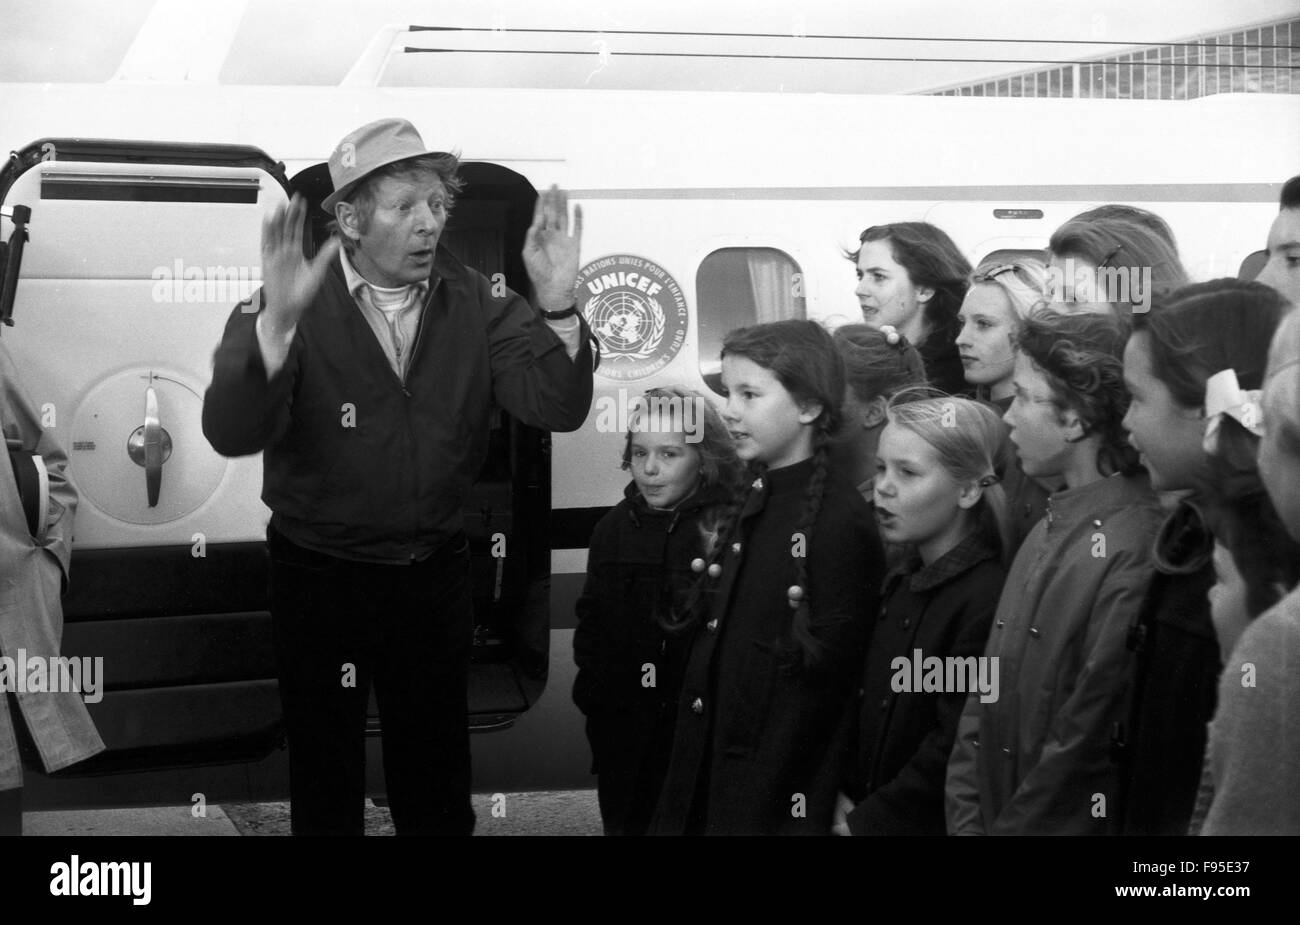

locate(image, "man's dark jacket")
[[202, 245, 595, 562]]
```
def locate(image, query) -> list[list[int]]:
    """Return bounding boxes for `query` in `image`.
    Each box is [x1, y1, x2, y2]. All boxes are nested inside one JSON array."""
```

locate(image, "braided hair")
[[660, 320, 846, 671]]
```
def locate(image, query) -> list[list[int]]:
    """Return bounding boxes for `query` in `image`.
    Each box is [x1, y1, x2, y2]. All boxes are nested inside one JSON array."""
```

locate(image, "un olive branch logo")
[[618, 297, 667, 361]]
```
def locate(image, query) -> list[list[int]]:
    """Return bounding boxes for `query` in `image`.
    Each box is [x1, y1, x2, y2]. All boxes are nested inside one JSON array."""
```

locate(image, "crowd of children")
[[573, 175, 1300, 836]]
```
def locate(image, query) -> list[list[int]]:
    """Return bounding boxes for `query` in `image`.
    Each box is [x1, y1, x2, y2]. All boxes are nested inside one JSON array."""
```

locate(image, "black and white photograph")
[[1, 0, 1298, 906]]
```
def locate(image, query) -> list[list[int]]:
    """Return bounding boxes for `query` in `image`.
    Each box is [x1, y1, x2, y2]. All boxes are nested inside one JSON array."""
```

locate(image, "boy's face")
[[1003, 352, 1077, 481], [1256, 207, 1300, 309]]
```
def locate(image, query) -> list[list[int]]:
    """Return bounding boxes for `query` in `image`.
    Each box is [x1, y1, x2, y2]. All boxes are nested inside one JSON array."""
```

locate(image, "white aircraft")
[[1, 12, 1296, 809]]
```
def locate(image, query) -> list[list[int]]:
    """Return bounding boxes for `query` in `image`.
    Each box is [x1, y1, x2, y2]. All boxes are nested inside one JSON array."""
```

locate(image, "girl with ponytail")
[[650, 320, 885, 835], [833, 396, 1011, 835]]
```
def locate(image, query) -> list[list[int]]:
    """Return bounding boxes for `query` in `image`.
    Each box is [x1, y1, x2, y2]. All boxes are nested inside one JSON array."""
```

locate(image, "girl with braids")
[[956, 257, 1054, 555], [832, 397, 1011, 835], [851, 222, 973, 397], [829, 322, 928, 502], [1113, 279, 1291, 836], [572, 386, 740, 836], [945, 310, 1164, 835], [650, 320, 884, 835]]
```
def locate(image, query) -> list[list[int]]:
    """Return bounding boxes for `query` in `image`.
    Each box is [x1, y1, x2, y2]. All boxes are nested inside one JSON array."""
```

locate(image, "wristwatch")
[[539, 303, 579, 320]]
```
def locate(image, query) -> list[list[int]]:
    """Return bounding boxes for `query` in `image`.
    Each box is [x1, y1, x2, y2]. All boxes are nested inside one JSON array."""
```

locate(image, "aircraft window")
[[1238, 250, 1266, 281], [696, 247, 805, 394]]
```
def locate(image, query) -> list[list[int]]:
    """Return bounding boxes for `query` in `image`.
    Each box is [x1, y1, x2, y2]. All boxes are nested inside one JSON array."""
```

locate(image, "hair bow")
[[1203, 368, 1263, 454]]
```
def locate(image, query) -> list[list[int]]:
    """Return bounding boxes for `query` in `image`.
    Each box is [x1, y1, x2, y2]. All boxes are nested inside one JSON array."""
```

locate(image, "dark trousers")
[[267, 525, 476, 836], [0, 788, 18, 836]]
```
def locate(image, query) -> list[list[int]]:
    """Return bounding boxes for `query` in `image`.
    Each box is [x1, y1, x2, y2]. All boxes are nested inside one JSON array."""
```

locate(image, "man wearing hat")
[[202, 118, 595, 835]]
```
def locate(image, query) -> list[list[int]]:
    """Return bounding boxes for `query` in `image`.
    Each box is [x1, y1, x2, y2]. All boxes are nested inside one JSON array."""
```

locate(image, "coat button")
[[901, 618, 910, 629], [706, 619, 718, 632], [996, 619, 1005, 628], [691, 697, 704, 714], [732, 542, 742, 554], [1001, 747, 1011, 756], [1029, 626, 1040, 637], [879, 698, 889, 712]]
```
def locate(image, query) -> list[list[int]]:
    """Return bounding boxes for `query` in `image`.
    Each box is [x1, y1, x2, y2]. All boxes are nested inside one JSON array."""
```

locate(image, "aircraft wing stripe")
[[557, 182, 1280, 202]]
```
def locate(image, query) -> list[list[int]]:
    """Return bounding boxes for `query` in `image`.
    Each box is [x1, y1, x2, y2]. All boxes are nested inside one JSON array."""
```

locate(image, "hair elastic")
[[878, 324, 910, 352]]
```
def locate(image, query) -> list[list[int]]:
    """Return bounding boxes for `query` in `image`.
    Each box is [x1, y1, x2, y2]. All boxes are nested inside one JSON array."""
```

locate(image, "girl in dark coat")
[[834, 396, 1011, 835], [1116, 279, 1292, 835], [573, 386, 739, 835], [651, 320, 885, 835]]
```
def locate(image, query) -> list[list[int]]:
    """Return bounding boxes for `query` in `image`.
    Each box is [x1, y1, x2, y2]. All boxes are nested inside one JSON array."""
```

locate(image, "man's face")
[[344, 172, 447, 287], [1255, 207, 1300, 309]]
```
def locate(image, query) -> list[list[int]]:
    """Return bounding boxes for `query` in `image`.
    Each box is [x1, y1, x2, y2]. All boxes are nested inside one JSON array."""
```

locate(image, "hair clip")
[[1203, 368, 1263, 453], [1099, 243, 1125, 269], [977, 264, 1019, 281], [977, 474, 1001, 488]]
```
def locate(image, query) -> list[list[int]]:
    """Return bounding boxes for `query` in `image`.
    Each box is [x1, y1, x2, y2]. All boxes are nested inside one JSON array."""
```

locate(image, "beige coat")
[[946, 472, 1163, 835], [0, 340, 104, 790]]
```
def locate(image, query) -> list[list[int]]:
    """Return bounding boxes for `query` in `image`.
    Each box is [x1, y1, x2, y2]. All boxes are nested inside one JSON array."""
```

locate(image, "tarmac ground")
[[21, 790, 603, 836]]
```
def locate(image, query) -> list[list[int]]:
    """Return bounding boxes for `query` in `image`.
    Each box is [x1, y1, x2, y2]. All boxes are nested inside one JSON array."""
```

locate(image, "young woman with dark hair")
[[851, 222, 973, 397], [1115, 279, 1291, 835], [946, 310, 1163, 835], [650, 320, 884, 835]]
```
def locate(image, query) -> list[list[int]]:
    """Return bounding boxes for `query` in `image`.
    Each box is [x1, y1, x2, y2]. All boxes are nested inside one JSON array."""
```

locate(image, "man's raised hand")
[[523, 185, 583, 314], [260, 195, 341, 335]]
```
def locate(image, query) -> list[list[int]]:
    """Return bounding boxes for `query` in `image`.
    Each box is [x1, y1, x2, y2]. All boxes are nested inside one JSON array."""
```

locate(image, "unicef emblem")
[[576, 255, 689, 380]]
